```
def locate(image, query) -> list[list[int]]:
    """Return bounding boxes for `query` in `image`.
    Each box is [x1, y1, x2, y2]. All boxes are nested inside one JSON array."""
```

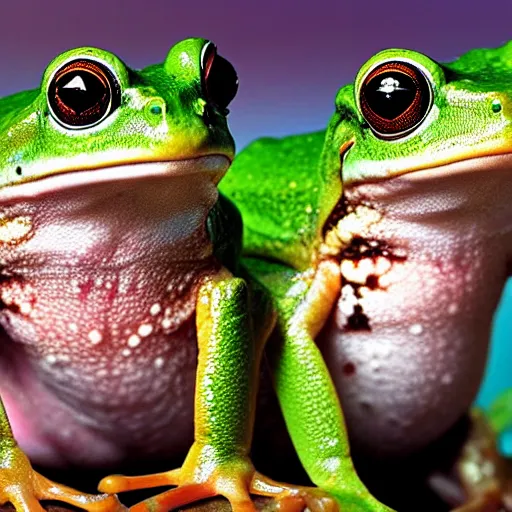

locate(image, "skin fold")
[[0, 38, 390, 512], [221, 41, 512, 510]]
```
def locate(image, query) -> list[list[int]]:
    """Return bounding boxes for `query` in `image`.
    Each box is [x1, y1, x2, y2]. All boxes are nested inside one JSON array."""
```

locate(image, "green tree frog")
[[0, 39, 390, 512], [221, 42, 512, 510]]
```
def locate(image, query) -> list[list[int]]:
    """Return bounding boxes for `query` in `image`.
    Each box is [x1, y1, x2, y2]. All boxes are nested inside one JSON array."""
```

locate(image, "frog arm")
[[183, 269, 274, 477], [100, 269, 338, 512], [242, 256, 394, 512]]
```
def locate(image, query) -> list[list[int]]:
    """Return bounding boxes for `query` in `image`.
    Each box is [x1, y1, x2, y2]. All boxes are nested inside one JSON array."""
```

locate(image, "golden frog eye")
[[201, 42, 238, 114], [359, 60, 432, 139], [47, 58, 121, 129]]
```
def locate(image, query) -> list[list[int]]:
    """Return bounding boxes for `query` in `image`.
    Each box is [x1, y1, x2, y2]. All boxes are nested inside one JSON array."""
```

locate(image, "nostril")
[[149, 105, 162, 115]]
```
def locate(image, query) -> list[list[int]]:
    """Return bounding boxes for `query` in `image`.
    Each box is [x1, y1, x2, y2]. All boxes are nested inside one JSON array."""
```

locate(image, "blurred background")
[[0, 0, 511, 434]]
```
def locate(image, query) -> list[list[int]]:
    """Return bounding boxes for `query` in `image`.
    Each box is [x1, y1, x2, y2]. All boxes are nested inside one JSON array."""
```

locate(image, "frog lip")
[[343, 152, 512, 189], [396, 153, 512, 182], [0, 155, 231, 202]]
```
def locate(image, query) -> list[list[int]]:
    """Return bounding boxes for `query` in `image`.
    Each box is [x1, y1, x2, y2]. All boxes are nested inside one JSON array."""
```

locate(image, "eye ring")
[[358, 59, 433, 139], [201, 42, 238, 114], [47, 58, 121, 130]]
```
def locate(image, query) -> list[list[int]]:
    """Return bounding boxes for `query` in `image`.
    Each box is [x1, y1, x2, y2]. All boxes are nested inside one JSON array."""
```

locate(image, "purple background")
[[1, 0, 511, 412]]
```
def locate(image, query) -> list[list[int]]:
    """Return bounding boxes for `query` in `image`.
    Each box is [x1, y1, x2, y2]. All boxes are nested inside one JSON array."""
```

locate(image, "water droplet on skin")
[[122, 348, 131, 357], [128, 334, 141, 348], [409, 323, 423, 335], [88, 329, 103, 345], [150, 303, 161, 316], [138, 324, 153, 337]]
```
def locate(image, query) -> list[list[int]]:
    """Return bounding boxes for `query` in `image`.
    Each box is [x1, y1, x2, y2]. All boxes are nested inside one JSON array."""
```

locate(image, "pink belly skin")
[[318, 170, 512, 457]]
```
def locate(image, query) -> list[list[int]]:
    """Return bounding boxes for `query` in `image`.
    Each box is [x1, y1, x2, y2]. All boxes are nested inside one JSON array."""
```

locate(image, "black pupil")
[[57, 70, 107, 115], [49, 60, 113, 127], [364, 71, 416, 120], [205, 52, 238, 111]]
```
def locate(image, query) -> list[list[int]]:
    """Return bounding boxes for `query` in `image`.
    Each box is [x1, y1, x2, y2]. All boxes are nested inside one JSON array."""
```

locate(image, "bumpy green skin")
[[221, 41, 512, 511], [221, 132, 325, 270]]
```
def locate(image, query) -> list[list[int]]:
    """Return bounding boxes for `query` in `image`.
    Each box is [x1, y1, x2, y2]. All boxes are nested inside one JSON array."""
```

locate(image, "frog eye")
[[47, 59, 121, 129], [358, 60, 432, 139], [201, 42, 238, 113]]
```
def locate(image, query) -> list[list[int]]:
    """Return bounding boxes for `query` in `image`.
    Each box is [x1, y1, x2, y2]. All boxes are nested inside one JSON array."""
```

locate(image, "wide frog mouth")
[[0, 155, 231, 202]]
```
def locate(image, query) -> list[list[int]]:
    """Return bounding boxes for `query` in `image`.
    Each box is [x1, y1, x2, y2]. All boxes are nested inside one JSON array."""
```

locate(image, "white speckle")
[[321, 457, 341, 473], [441, 373, 453, 385], [127, 334, 141, 348], [166, 282, 174, 292], [88, 329, 103, 345], [179, 51, 192, 66], [69, 322, 78, 333], [45, 354, 57, 365], [96, 369, 108, 378], [154, 356, 165, 369], [161, 318, 172, 329], [150, 303, 161, 316], [105, 281, 113, 289], [339, 284, 358, 316], [122, 348, 132, 357], [409, 323, 423, 335], [94, 277, 103, 287], [305, 204, 313, 214], [448, 303, 459, 315], [19, 302, 32, 315], [138, 324, 153, 337]]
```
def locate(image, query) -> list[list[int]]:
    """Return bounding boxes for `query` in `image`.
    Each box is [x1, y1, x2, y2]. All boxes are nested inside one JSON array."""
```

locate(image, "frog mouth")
[[397, 153, 512, 182], [0, 155, 231, 202]]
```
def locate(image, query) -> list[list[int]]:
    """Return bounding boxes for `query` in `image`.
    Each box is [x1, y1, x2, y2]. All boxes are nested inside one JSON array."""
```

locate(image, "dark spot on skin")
[[323, 195, 349, 235], [345, 304, 371, 332], [15, 167, 22, 176], [0, 270, 23, 313], [360, 401, 372, 412], [343, 362, 356, 376], [341, 236, 407, 263], [365, 274, 379, 290]]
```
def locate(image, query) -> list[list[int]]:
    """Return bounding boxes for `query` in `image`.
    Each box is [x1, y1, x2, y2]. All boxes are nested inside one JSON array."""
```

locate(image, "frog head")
[[0, 37, 238, 198], [0, 38, 238, 261], [318, 42, 512, 238]]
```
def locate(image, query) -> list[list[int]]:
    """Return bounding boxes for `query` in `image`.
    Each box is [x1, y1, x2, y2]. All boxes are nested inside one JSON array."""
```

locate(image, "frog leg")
[[100, 270, 336, 512], [0, 397, 125, 512], [243, 257, 394, 512]]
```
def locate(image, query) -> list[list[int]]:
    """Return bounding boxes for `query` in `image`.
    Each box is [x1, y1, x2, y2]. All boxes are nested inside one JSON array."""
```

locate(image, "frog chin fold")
[[0, 155, 231, 201]]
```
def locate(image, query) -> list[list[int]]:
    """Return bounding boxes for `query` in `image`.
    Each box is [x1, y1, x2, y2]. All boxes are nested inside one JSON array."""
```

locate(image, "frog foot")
[[99, 458, 337, 512], [0, 440, 126, 511]]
